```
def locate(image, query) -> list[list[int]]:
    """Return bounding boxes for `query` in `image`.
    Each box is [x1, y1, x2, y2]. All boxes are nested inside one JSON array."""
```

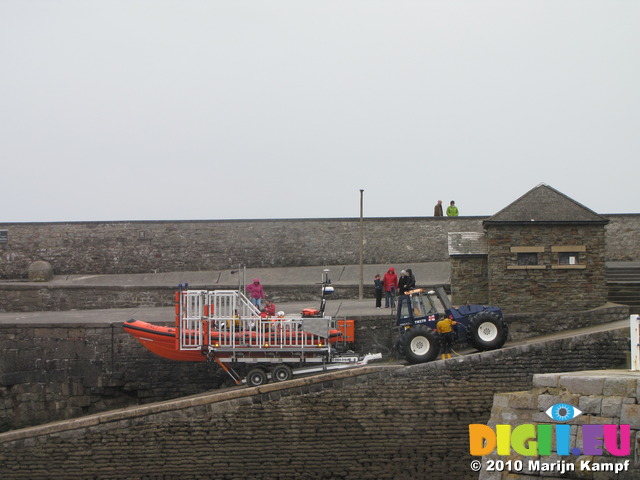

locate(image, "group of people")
[[373, 267, 416, 309], [434, 200, 459, 217]]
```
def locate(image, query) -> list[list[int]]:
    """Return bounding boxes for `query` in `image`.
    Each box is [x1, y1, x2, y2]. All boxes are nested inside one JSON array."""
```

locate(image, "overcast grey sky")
[[1, 1, 638, 222]]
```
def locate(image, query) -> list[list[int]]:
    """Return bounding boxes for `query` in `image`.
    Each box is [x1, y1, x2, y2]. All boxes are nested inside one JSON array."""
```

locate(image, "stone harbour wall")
[[605, 214, 640, 262], [0, 217, 483, 278], [0, 326, 631, 480], [0, 284, 332, 313], [0, 322, 232, 433], [0, 305, 628, 433], [505, 304, 629, 341], [0, 314, 395, 433], [0, 215, 637, 279]]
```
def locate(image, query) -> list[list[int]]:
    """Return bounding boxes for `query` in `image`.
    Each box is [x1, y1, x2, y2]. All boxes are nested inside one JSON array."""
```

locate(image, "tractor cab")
[[396, 286, 452, 328]]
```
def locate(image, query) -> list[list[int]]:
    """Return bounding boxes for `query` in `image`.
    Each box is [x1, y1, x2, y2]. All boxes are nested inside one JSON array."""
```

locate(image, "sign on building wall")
[[0, 230, 7, 244]]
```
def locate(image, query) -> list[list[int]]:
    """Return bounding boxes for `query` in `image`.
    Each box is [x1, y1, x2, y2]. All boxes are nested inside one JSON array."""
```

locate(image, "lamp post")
[[359, 189, 364, 300]]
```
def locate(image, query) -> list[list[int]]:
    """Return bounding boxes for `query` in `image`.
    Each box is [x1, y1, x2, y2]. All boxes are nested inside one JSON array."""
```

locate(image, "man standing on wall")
[[434, 200, 443, 216], [446, 200, 459, 217]]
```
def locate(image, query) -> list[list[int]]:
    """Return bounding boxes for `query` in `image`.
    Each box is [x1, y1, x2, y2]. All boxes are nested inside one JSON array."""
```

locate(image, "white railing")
[[177, 289, 332, 353]]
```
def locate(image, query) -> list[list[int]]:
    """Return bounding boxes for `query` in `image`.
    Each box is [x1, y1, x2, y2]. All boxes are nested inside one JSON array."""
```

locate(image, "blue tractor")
[[395, 286, 509, 363]]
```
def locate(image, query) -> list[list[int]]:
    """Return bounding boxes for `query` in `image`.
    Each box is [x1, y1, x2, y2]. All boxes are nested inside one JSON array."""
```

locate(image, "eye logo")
[[545, 403, 582, 422]]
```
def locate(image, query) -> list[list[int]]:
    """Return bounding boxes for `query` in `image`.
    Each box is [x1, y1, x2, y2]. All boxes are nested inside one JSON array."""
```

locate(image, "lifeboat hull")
[[123, 319, 206, 362]]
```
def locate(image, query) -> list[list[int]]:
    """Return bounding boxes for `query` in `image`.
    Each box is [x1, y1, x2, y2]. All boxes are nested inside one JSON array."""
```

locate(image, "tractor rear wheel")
[[246, 367, 268, 387], [400, 326, 440, 364], [467, 312, 508, 351]]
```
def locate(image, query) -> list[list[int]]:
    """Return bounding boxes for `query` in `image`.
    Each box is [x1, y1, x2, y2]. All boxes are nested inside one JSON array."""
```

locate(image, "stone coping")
[[533, 369, 640, 393]]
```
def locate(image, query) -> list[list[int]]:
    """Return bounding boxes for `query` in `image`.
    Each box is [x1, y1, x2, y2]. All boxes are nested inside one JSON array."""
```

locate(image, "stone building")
[[451, 184, 609, 313]]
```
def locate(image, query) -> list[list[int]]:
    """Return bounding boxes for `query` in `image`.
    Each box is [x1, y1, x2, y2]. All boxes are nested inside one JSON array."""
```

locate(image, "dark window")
[[0, 230, 7, 244], [558, 252, 579, 265], [517, 252, 538, 266]]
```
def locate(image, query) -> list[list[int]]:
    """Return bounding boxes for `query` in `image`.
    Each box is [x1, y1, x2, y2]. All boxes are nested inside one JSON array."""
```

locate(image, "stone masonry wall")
[[0, 315, 395, 433], [0, 327, 631, 480], [480, 371, 640, 480], [451, 255, 489, 305], [0, 322, 232, 433], [505, 304, 629, 342], [0, 217, 483, 279], [0, 284, 331, 313], [0, 215, 637, 279], [487, 224, 607, 313], [605, 214, 640, 262], [0, 305, 627, 433]]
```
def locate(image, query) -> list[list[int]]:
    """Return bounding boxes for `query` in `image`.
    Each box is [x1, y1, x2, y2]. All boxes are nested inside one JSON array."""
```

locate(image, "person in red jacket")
[[246, 278, 265, 309], [263, 300, 276, 317], [382, 267, 398, 308]]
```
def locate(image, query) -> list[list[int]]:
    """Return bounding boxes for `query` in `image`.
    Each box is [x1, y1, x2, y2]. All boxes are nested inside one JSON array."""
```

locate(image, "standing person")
[[405, 268, 416, 291], [246, 278, 265, 309], [398, 270, 409, 295], [434, 200, 443, 216], [436, 315, 457, 359], [382, 267, 398, 308], [374, 274, 383, 309], [446, 200, 459, 217]]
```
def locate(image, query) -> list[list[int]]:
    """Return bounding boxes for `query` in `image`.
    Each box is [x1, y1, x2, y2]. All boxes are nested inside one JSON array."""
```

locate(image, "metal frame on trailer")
[[175, 288, 380, 386]]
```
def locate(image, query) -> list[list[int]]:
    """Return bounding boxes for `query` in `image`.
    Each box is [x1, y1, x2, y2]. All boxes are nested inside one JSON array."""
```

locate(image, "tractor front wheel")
[[467, 312, 509, 351], [400, 326, 440, 364]]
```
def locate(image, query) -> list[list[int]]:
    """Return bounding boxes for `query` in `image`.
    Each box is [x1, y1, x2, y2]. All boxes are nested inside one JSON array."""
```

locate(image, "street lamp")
[[359, 189, 364, 300]]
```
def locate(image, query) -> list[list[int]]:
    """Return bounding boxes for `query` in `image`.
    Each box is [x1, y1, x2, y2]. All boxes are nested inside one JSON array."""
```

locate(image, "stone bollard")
[[27, 260, 54, 282]]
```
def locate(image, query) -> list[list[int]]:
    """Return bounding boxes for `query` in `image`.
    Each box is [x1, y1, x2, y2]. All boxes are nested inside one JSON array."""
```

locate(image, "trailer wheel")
[[246, 367, 268, 387], [467, 312, 509, 351], [271, 364, 293, 382], [400, 326, 440, 364]]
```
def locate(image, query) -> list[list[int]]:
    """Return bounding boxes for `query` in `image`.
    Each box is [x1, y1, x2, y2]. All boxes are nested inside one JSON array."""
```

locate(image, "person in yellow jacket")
[[436, 315, 457, 359]]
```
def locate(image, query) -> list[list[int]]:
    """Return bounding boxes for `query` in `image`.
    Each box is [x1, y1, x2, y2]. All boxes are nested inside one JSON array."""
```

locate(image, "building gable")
[[484, 183, 609, 225]]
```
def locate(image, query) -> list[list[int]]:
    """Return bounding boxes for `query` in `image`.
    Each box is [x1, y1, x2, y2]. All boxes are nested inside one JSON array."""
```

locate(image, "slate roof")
[[484, 184, 609, 225]]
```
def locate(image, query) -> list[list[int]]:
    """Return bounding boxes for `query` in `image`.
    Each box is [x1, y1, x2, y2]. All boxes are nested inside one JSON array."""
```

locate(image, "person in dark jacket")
[[405, 268, 416, 291], [374, 274, 383, 309], [434, 200, 443, 216], [398, 270, 409, 295]]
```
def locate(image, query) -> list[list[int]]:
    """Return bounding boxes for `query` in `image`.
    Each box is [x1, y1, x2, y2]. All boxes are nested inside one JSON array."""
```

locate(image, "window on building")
[[517, 252, 538, 266], [551, 245, 586, 269], [558, 252, 579, 265]]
